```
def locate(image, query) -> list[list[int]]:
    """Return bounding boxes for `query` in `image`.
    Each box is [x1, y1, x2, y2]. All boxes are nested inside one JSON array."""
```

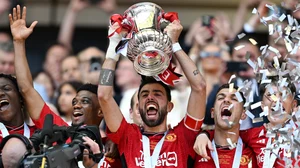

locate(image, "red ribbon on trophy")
[[157, 64, 182, 87], [109, 3, 182, 86]]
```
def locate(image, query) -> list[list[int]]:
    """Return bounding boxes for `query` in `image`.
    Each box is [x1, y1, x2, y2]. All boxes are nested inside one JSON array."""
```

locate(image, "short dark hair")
[[259, 78, 296, 97], [216, 83, 246, 103], [77, 83, 98, 95], [138, 77, 171, 101]]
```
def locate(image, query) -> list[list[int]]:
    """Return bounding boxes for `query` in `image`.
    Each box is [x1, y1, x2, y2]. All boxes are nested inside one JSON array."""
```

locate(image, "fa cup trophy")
[[110, 2, 180, 86]]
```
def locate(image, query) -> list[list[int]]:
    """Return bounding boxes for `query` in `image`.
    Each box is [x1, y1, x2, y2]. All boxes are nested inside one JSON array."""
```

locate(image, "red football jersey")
[[0, 124, 36, 143], [242, 125, 300, 168], [0, 103, 67, 143], [99, 157, 122, 168], [32, 103, 69, 128], [194, 144, 254, 168], [107, 118, 202, 168]]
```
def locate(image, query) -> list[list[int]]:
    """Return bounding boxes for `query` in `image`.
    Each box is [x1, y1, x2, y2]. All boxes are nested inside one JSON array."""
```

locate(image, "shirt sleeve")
[[32, 103, 69, 129], [240, 126, 266, 168], [106, 117, 132, 145]]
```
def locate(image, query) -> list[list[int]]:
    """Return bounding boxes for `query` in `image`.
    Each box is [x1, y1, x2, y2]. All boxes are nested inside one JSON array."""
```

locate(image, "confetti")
[[271, 94, 278, 101], [234, 45, 245, 50], [251, 101, 262, 110], [269, 24, 274, 35], [228, 74, 236, 84], [252, 117, 264, 123], [287, 15, 294, 26], [247, 59, 257, 70], [260, 106, 269, 117], [235, 92, 243, 102], [285, 25, 292, 36], [273, 56, 280, 69], [252, 8, 258, 14], [279, 14, 287, 22], [269, 46, 280, 56], [249, 38, 258, 45], [237, 33, 246, 39], [284, 38, 293, 52], [246, 110, 255, 119], [229, 83, 234, 93], [228, 104, 234, 111], [226, 138, 236, 149], [261, 79, 272, 84]]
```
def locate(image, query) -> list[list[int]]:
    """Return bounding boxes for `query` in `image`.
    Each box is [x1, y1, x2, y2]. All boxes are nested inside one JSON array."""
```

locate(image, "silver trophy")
[[121, 2, 176, 76]]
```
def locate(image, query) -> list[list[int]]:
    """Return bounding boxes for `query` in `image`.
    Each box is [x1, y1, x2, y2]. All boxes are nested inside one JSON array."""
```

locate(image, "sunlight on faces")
[[262, 84, 297, 126], [211, 88, 246, 130], [138, 83, 173, 127]]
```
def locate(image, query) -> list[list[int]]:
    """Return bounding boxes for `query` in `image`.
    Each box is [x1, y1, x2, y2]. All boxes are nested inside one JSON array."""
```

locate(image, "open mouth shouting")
[[146, 102, 159, 120], [0, 99, 10, 112], [221, 107, 232, 120], [73, 110, 84, 122]]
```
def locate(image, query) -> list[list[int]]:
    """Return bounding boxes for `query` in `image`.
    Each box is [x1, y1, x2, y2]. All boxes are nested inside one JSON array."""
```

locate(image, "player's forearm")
[[174, 49, 206, 92], [98, 58, 117, 100], [57, 6, 77, 51], [13, 40, 34, 94], [98, 58, 123, 132]]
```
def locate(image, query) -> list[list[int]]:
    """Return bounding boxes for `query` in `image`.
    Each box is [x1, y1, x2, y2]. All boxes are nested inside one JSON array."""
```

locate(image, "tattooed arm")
[[98, 23, 123, 133], [165, 20, 206, 120]]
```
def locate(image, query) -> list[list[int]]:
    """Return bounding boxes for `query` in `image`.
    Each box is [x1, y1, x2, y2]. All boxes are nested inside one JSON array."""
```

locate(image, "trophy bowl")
[[127, 29, 172, 76], [124, 2, 173, 76]]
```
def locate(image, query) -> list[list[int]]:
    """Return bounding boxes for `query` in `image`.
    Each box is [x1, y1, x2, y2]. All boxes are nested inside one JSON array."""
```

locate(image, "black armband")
[[99, 69, 115, 86]]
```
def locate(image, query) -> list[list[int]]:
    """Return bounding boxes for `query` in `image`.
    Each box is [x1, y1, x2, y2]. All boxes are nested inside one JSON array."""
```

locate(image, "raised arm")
[[97, 23, 124, 132], [165, 20, 206, 120], [57, 0, 89, 51], [9, 5, 46, 121]]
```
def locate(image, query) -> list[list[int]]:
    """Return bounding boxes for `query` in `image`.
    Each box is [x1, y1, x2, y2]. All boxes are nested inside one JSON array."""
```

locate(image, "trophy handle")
[[162, 12, 179, 22]]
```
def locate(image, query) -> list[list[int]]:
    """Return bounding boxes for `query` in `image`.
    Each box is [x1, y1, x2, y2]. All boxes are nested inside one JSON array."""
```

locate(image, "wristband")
[[106, 46, 120, 61], [172, 42, 182, 53]]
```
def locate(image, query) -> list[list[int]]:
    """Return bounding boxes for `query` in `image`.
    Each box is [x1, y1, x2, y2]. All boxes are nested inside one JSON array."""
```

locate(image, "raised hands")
[[164, 20, 183, 44], [9, 5, 38, 42]]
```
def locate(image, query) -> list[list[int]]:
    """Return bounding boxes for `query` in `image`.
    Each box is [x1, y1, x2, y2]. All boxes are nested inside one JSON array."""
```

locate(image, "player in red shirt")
[[98, 18, 206, 167], [194, 78, 298, 168], [4, 5, 121, 167], [194, 84, 255, 168], [0, 74, 37, 142]]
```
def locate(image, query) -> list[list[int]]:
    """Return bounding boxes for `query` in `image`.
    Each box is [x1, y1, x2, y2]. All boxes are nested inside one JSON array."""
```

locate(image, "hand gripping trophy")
[[110, 2, 181, 86]]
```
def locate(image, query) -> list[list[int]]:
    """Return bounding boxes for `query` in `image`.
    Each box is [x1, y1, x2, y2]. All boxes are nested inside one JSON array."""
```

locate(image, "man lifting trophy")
[[110, 2, 181, 86]]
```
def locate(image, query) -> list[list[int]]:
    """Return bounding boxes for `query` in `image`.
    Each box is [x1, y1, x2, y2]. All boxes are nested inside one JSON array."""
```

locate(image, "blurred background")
[[0, 0, 280, 73]]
